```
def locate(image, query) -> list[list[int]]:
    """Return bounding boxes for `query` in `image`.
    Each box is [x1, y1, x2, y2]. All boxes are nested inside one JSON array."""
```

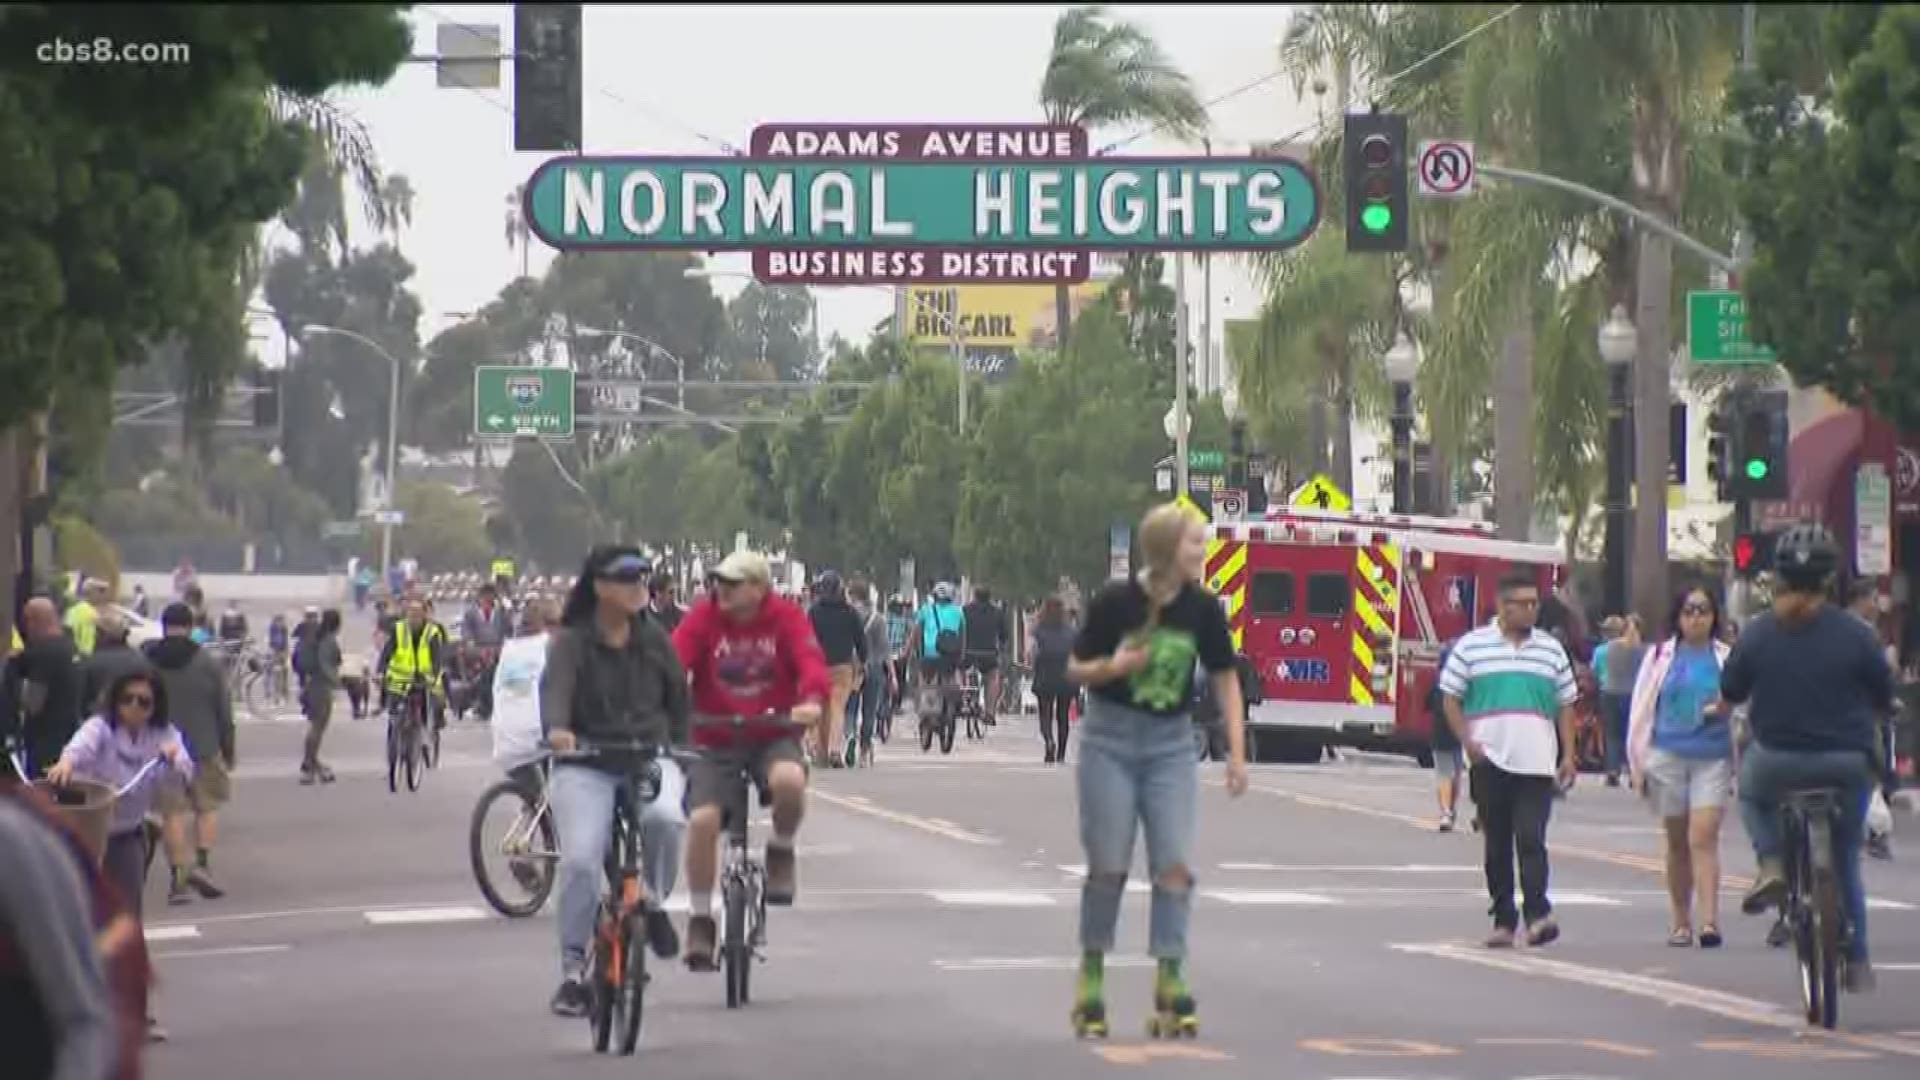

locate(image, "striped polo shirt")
[[1437, 622, 1577, 777]]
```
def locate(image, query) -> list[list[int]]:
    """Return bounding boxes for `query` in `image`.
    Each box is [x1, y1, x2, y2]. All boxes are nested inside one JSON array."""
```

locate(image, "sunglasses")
[[1681, 602, 1714, 616], [118, 692, 154, 709], [597, 554, 652, 582]]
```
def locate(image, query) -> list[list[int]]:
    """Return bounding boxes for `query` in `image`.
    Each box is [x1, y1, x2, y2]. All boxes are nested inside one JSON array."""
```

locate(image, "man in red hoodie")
[[672, 550, 831, 970]]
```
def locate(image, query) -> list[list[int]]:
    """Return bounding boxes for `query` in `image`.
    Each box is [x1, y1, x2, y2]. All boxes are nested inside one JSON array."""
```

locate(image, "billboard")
[[900, 281, 1113, 352]]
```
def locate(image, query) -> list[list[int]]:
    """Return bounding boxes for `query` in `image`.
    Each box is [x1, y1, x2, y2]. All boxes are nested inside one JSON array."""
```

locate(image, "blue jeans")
[[550, 760, 688, 977], [1601, 693, 1630, 777], [1075, 695, 1199, 959], [1738, 745, 1874, 962], [856, 662, 887, 747]]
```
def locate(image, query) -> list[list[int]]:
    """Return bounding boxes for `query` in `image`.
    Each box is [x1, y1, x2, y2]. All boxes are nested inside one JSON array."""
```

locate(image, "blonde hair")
[[1136, 499, 1198, 580]]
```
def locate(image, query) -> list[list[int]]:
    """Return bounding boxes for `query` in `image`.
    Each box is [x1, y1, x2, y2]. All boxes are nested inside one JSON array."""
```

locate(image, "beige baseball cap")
[[711, 550, 772, 585]]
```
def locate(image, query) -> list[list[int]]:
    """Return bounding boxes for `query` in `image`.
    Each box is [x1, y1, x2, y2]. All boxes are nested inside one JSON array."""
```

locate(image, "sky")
[[274, 3, 1323, 368]]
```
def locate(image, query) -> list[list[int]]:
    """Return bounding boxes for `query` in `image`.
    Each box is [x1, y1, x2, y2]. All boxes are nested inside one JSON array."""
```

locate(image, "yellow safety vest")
[[385, 622, 439, 691], [65, 601, 98, 657], [490, 559, 516, 581]]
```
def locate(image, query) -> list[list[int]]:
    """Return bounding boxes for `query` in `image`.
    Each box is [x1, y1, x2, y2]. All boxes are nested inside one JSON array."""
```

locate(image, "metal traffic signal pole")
[[1727, 1, 1760, 627]]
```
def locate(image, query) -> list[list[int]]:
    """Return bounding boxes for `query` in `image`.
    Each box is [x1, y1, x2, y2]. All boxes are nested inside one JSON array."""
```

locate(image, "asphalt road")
[[138, 704, 1920, 1080]]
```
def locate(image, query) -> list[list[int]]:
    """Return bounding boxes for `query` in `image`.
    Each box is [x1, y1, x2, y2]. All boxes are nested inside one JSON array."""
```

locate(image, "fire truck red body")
[[1205, 507, 1565, 764]]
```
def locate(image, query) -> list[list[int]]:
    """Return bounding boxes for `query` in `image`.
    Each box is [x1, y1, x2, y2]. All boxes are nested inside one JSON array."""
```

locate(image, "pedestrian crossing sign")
[[1288, 474, 1352, 512]]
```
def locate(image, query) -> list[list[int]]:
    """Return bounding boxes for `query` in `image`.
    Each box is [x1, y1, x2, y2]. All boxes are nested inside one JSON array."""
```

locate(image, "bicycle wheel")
[[427, 715, 442, 770], [385, 721, 401, 793], [468, 780, 558, 918], [589, 907, 617, 1052], [940, 707, 957, 755], [1807, 816, 1842, 1029], [919, 702, 935, 752], [404, 721, 424, 792], [723, 878, 748, 1009], [616, 913, 646, 1054]]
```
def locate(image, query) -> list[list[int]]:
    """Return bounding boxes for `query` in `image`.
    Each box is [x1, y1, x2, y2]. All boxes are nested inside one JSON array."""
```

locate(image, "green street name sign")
[[1188, 448, 1225, 472], [1687, 289, 1777, 364], [474, 365, 575, 438], [523, 156, 1320, 252]]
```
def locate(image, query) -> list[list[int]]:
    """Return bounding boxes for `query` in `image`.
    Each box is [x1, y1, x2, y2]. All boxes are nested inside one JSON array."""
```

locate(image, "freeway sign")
[[1187, 448, 1225, 472], [474, 366, 575, 438], [1687, 290, 1777, 364], [522, 157, 1320, 253]]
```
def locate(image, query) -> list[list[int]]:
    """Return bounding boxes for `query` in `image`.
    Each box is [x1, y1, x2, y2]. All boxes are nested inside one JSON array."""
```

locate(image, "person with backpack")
[[917, 582, 967, 715], [1029, 595, 1078, 764]]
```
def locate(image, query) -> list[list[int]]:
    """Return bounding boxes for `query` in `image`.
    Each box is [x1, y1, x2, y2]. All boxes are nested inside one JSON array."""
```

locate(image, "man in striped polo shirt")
[[1439, 568, 1580, 948]]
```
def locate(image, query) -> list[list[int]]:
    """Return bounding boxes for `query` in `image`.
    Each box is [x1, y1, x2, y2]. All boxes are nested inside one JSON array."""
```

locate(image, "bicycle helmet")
[[932, 581, 955, 603], [1773, 522, 1838, 590]]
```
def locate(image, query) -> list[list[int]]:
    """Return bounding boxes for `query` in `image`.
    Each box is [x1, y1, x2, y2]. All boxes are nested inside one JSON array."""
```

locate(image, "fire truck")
[[1204, 506, 1566, 765]]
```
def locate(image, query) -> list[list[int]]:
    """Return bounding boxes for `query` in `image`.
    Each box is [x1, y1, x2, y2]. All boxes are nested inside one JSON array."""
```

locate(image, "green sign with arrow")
[[474, 366, 575, 438]]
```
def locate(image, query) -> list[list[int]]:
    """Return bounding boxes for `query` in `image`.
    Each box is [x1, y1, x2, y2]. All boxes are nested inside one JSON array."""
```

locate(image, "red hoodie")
[[672, 592, 832, 747]]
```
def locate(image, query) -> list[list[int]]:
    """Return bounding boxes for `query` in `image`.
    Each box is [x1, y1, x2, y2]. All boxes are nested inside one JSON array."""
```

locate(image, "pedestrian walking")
[[1439, 567, 1580, 949], [1627, 587, 1735, 947], [299, 610, 342, 785], [1065, 501, 1249, 1038], [1600, 615, 1645, 786], [1429, 635, 1465, 832], [1029, 595, 1077, 764], [143, 603, 235, 905]]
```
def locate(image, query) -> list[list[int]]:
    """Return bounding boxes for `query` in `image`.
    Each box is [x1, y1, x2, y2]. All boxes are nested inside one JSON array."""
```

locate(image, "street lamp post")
[[575, 326, 687, 412], [1384, 332, 1421, 515], [301, 325, 402, 579], [1598, 304, 1639, 620]]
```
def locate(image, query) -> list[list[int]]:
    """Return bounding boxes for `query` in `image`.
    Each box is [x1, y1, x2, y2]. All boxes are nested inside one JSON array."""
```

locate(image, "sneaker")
[[1766, 916, 1792, 948], [316, 763, 337, 784], [299, 763, 316, 786], [1485, 927, 1516, 949], [1868, 832, 1894, 861], [187, 866, 225, 900], [764, 843, 797, 906], [1741, 861, 1788, 915], [683, 914, 718, 971], [549, 977, 591, 1018], [645, 908, 680, 960], [145, 1017, 169, 1043], [1843, 957, 1877, 994], [1526, 916, 1561, 947], [167, 875, 193, 907], [1437, 811, 1455, 833]]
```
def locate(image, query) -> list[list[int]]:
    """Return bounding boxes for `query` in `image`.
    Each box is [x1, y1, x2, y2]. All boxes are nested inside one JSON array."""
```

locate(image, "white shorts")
[[1646, 749, 1732, 818]]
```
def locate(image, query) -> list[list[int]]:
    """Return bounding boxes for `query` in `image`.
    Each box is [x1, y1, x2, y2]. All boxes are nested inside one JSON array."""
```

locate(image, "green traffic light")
[[1360, 204, 1393, 233], [1745, 458, 1769, 480]]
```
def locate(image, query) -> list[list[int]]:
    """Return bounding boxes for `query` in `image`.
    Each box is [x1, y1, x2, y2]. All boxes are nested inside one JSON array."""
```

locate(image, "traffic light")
[[1730, 389, 1789, 500], [1732, 530, 1777, 577], [1343, 112, 1409, 254], [1705, 401, 1733, 501], [513, 4, 582, 153]]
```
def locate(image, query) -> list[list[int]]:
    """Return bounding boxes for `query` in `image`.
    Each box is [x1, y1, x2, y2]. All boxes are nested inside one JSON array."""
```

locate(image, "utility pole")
[[1727, 0, 1759, 627], [949, 286, 966, 432]]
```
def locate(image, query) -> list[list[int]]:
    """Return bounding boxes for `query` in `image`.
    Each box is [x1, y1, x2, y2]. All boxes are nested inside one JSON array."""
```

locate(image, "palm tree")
[[1038, 5, 1208, 350], [504, 184, 532, 281], [267, 89, 395, 239], [379, 175, 415, 241]]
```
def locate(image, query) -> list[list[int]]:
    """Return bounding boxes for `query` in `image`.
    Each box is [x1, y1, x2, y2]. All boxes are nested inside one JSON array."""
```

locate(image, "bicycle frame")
[[599, 763, 662, 991], [721, 767, 768, 949], [1781, 787, 1847, 1028]]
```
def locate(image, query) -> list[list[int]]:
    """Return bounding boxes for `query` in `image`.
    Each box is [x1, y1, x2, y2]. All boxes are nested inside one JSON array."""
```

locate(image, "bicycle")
[[549, 738, 678, 1055], [1780, 787, 1849, 1029], [468, 759, 559, 918], [383, 674, 434, 793], [690, 714, 808, 1009], [957, 665, 988, 742], [918, 664, 959, 755]]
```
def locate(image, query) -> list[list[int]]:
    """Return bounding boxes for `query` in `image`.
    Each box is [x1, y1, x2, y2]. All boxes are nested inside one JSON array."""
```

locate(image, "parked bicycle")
[[469, 759, 558, 918]]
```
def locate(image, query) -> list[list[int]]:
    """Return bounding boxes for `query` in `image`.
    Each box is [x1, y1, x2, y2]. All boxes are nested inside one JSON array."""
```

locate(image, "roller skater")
[[1063, 501, 1249, 1041]]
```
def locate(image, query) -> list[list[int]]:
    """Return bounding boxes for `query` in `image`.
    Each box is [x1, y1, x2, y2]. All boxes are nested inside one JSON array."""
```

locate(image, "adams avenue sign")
[[522, 156, 1320, 254]]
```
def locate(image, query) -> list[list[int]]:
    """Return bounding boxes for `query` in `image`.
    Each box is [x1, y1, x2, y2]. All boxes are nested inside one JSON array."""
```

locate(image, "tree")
[[387, 479, 490, 573], [1039, 5, 1207, 348], [1737, 5, 1920, 429], [720, 282, 821, 382], [497, 441, 598, 572], [0, 6, 411, 622]]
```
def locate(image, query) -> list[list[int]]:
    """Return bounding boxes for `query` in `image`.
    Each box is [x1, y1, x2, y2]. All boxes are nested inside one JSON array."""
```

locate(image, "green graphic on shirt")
[[1128, 628, 1197, 711]]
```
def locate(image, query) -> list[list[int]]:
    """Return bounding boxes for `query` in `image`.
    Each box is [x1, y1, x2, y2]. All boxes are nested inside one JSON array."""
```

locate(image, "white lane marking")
[[1218, 862, 1476, 873], [1052, 864, 1153, 894], [153, 944, 292, 961], [1868, 897, 1917, 911], [148, 899, 478, 929], [1879, 963, 1920, 971], [144, 925, 201, 942], [934, 955, 1156, 972], [1202, 889, 1337, 905], [812, 789, 998, 845], [363, 905, 490, 926], [929, 890, 1058, 907], [1393, 940, 1920, 1059], [1537, 893, 1629, 908]]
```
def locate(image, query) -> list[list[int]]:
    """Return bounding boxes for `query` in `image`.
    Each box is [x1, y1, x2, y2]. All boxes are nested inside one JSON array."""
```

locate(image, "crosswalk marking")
[[929, 890, 1058, 907], [145, 925, 201, 942], [363, 905, 489, 926], [934, 955, 1156, 972], [1201, 889, 1337, 905]]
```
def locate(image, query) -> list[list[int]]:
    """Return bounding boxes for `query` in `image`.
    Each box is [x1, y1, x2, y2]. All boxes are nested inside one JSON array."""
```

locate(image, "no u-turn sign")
[[1416, 140, 1475, 198]]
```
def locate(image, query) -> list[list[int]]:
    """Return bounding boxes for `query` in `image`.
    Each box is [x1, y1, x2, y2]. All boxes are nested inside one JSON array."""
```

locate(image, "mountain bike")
[[550, 739, 678, 1055], [1781, 787, 1848, 1029], [384, 674, 432, 793], [468, 759, 558, 918]]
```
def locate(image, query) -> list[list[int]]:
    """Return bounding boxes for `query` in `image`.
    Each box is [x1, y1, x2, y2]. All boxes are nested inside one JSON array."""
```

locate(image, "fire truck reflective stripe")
[[1350, 672, 1375, 706], [1355, 591, 1392, 638], [1353, 634, 1375, 674], [1204, 538, 1248, 653]]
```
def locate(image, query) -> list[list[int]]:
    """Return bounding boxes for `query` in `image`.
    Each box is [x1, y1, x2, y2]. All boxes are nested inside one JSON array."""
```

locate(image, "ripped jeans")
[[1075, 695, 1199, 959]]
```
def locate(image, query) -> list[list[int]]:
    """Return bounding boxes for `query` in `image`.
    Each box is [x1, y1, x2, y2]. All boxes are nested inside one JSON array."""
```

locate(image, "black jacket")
[[540, 616, 689, 759], [808, 599, 868, 667], [3, 638, 84, 776], [144, 636, 235, 765]]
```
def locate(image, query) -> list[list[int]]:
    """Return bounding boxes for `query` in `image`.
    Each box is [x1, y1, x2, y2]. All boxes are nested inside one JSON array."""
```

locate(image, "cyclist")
[[376, 597, 446, 732], [266, 613, 291, 701], [671, 550, 830, 971], [918, 582, 966, 713], [462, 583, 513, 722], [962, 586, 1005, 722], [542, 546, 689, 1018], [1720, 523, 1892, 992]]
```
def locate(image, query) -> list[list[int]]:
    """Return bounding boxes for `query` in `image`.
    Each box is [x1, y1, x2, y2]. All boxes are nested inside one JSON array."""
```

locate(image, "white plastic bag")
[[490, 632, 549, 771], [1867, 787, 1895, 838]]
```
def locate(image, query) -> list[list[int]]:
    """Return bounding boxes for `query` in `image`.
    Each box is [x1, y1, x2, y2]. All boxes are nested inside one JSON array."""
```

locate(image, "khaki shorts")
[[1646, 749, 1731, 818], [159, 754, 232, 815], [687, 737, 805, 817]]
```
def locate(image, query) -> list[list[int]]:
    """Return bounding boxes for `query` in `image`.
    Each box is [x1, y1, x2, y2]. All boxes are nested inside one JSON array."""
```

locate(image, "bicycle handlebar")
[[690, 712, 812, 731]]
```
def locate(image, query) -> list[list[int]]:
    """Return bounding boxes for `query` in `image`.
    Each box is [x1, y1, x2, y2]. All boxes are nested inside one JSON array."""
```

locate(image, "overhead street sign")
[[1416, 140, 1475, 197], [1289, 473, 1352, 512], [1687, 290, 1777, 364], [1188, 448, 1225, 472], [523, 157, 1321, 255], [474, 365, 576, 438]]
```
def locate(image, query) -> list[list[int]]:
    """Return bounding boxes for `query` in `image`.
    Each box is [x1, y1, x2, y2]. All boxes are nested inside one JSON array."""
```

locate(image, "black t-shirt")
[[963, 600, 1003, 654], [1073, 578, 1234, 718]]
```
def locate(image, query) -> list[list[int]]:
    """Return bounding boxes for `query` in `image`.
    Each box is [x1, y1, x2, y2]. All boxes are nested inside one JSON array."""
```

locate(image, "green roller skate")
[[1146, 961, 1198, 1039], [1071, 952, 1109, 1039]]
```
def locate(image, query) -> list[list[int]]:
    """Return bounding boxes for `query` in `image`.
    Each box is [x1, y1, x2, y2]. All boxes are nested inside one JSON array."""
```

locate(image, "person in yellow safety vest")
[[376, 597, 447, 731], [490, 558, 516, 589], [63, 580, 107, 657]]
